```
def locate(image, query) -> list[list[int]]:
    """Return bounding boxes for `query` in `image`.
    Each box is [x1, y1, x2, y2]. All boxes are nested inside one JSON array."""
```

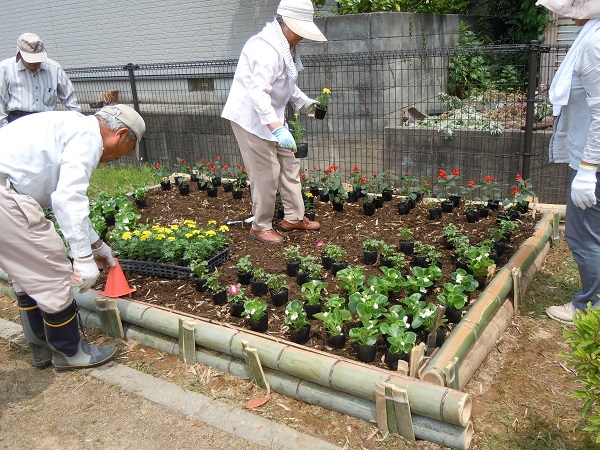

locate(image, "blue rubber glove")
[[272, 126, 297, 152]]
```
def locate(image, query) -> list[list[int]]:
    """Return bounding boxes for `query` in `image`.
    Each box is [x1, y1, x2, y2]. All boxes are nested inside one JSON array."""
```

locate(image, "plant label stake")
[[512, 267, 523, 313], [178, 318, 197, 365]]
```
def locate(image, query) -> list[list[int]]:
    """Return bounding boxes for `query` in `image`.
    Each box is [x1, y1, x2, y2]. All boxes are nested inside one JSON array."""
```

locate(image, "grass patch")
[[89, 163, 157, 199]]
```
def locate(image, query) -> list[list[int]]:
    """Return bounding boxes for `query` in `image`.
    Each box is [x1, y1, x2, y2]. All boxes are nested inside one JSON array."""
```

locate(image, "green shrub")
[[559, 302, 600, 444]]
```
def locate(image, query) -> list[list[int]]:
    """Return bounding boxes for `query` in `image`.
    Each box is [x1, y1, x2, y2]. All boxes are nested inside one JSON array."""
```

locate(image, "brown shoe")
[[280, 217, 321, 231], [249, 228, 283, 243]]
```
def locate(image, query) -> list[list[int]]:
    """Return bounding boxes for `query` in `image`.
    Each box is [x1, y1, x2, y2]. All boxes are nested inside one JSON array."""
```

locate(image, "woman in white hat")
[[222, 0, 326, 243], [537, 0, 600, 322]]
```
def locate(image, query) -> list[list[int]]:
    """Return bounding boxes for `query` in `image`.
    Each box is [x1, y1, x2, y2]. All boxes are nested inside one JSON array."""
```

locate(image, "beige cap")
[[100, 104, 146, 158], [536, 0, 600, 19], [16, 33, 48, 63], [277, 0, 327, 42]]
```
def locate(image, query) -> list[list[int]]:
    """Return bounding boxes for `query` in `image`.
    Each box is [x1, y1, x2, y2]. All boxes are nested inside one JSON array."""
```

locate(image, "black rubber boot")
[[42, 301, 117, 370], [16, 293, 53, 369]]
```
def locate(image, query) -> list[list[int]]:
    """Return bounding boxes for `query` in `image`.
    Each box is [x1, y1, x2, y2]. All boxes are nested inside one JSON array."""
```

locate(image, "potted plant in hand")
[[314, 307, 353, 349], [227, 284, 249, 317], [205, 272, 226, 305], [284, 300, 311, 344], [300, 279, 328, 319], [314, 87, 331, 120], [236, 255, 253, 285], [288, 113, 308, 158], [242, 297, 269, 332]]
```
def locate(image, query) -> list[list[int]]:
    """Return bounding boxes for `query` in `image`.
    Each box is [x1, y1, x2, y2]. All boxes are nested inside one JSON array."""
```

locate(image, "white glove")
[[571, 165, 598, 210], [302, 98, 318, 118], [72, 256, 100, 293], [272, 126, 297, 151], [92, 241, 117, 269]]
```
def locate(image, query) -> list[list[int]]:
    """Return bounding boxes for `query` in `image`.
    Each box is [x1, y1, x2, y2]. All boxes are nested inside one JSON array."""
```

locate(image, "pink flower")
[[228, 284, 239, 295], [316, 240, 324, 247]]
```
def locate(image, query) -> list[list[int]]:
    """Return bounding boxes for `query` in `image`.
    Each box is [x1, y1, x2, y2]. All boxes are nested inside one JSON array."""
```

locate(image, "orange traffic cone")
[[99, 258, 136, 298]]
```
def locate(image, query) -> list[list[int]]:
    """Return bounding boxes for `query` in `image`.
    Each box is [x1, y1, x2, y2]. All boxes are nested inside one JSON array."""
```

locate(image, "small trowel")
[[226, 216, 255, 226]]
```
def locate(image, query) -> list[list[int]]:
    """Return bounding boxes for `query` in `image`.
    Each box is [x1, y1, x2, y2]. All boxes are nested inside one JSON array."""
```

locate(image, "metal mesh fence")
[[64, 43, 571, 204]]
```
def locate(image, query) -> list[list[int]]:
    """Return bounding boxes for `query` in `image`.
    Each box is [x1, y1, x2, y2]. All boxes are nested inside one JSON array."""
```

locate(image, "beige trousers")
[[0, 185, 74, 313], [231, 122, 304, 231]]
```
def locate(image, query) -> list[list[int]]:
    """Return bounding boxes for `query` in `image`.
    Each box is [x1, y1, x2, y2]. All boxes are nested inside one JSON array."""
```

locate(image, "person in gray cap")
[[0, 104, 145, 369], [0, 32, 80, 128], [222, 0, 326, 244]]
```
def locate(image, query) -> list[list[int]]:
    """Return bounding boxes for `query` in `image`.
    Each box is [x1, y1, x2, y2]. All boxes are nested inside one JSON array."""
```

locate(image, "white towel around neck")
[[549, 18, 600, 116]]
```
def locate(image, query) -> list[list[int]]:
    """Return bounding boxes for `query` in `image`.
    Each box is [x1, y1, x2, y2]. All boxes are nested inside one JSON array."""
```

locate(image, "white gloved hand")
[[272, 126, 297, 152], [302, 98, 318, 118], [92, 241, 117, 269], [571, 165, 598, 210], [71, 256, 100, 293]]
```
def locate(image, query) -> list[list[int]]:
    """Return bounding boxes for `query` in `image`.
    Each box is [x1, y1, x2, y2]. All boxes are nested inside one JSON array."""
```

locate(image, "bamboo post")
[[242, 340, 270, 393], [95, 298, 124, 339], [376, 383, 416, 441], [396, 360, 409, 376], [552, 211, 561, 245], [512, 267, 523, 313], [445, 358, 459, 390], [178, 318, 197, 365], [426, 306, 445, 356], [410, 342, 426, 379]]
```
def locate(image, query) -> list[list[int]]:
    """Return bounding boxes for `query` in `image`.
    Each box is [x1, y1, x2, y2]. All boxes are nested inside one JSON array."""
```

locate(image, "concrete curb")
[[0, 317, 340, 450]]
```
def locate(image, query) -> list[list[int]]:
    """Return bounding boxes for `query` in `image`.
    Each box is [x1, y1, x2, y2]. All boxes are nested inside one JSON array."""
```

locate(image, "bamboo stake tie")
[[375, 383, 416, 441], [242, 340, 270, 393], [178, 318, 197, 365], [95, 298, 124, 339]]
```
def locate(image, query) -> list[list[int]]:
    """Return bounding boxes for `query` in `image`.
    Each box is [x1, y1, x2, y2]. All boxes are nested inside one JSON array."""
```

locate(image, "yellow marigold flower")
[[140, 234, 149, 241], [163, 228, 172, 234], [306, 192, 313, 198], [133, 230, 141, 236], [207, 220, 217, 226], [142, 230, 152, 236], [170, 225, 179, 230], [323, 88, 331, 94], [205, 230, 216, 237], [122, 231, 133, 240], [185, 233, 193, 239], [219, 225, 229, 232], [168, 236, 175, 242], [156, 233, 166, 240], [192, 230, 201, 235], [152, 225, 161, 231], [183, 220, 196, 227]]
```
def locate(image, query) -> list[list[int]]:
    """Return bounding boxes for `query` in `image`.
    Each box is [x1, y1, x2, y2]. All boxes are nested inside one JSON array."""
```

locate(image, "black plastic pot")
[[297, 272, 310, 286], [237, 271, 253, 285], [412, 255, 430, 268], [382, 189, 393, 201], [332, 200, 344, 212], [289, 324, 311, 344], [356, 343, 377, 363], [399, 241, 414, 255], [347, 191, 358, 203], [248, 314, 269, 333], [478, 207, 490, 218], [195, 277, 208, 292], [326, 334, 346, 349], [232, 189, 243, 199], [207, 186, 218, 197], [212, 289, 227, 305], [449, 195, 462, 207], [135, 198, 147, 209], [230, 302, 245, 317], [319, 192, 330, 202], [304, 303, 321, 320], [321, 254, 333, 270], [178, 184, 190, 195], [295, 143, 309, 158], [465, 210, 479, 223], [331, 261, 349, 276], [197, 180, 207, 191], [445, 306, 463, 324], [363, 202, 376, 216], [251, 279, 268, 297], [428, 207, 442, 220], [397, 202, 410, 215], [363, 250, 378, 265], [474, 275, 487, 290], [222, 181, 233, 192], [160, 180, 171, 191], [314, 106, 327, 120], [374, 196, 384, 208], [286, 261, 300, 277], [212, 177, 222, 187], [441, 200, 453, 213], [270, 288, 289, 307], [384, 350, 409, 371], [488, 199, 500, 210]]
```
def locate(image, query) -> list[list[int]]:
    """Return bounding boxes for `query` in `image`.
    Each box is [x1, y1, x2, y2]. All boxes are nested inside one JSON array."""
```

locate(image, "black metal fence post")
[[124, 63, 146, 161], [522, 40, 541, 181]]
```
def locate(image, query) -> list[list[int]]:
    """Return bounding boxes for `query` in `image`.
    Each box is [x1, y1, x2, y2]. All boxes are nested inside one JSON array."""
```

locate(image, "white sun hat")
[[536, 0, 600, 19], [277, 0, 327, 42]]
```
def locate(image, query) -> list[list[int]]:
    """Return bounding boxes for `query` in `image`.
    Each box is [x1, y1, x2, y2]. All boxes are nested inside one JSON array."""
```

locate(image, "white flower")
[[424, 277, 430, 283], [456, 274, 464, 283], [290, 312, 298, 321], [336, 325, 342, 332], [323, 312, 328, 317], [373, 304, 378, 310]]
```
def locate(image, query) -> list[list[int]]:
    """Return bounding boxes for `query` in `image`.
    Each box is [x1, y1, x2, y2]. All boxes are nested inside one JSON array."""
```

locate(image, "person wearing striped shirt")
[[0, 32, 80, 128]]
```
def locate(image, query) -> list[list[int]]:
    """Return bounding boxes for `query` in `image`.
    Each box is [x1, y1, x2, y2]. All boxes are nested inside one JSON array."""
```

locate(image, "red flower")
[[468, 180, 475, 188], [223, 164, 229, 170], [424, 180, 430, 186], [353, 166, 360, 173], [360, 177, 367, 184], [484, 175, 491, 182], [200, 159, 205, 163], [325, 166, 334, 174], [301, 173, 307, 181], [512, 186, 519, 195], [372, 173, 378, 178], [179, 158, 185, 164], [206, 161, 212, 167], [241, 167, 246, 173], [452, 168, 459, 176], [211, 166, 217, 172], [405, 172, 410, 176], [515, 173, 523, 182], [387, 169, 391, 174], [155, 162, 161, 169], [313, 165, 318, 170], [331, 162, 339, 170], [216, 156, 221, 161], [438, 169, 447, 179]]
